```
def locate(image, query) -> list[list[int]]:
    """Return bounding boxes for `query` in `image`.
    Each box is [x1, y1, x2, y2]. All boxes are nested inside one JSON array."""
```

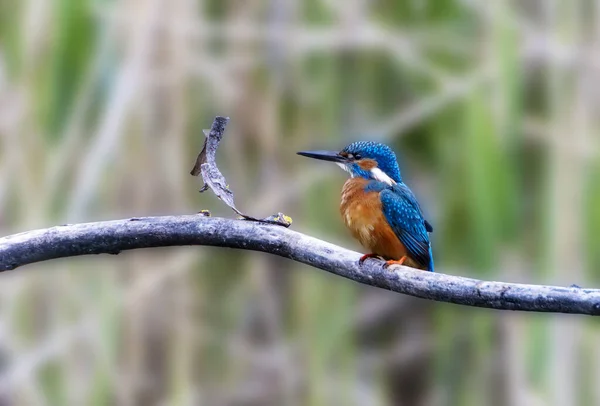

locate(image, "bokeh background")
[[1, 0, 599, 405]]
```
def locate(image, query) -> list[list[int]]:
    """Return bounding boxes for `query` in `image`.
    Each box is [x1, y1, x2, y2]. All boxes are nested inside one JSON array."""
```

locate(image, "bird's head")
[[297, 141, 402, 185]]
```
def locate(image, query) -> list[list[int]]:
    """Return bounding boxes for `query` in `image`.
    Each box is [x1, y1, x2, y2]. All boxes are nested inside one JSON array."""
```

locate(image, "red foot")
[[359, 253, 381, 265], [383, 256, 407, 269]]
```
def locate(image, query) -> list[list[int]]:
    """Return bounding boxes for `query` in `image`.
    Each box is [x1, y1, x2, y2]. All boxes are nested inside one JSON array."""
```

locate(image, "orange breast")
[[340, 179, 408, 260]]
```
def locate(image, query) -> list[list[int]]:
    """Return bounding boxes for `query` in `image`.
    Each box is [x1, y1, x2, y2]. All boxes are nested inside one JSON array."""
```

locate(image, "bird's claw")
[[358, 253, 381, 265], [382, 256, 407, 269]]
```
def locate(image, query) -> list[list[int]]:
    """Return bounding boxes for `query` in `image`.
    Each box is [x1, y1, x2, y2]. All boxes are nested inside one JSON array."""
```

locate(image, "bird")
[[297, 141, 434, 272]]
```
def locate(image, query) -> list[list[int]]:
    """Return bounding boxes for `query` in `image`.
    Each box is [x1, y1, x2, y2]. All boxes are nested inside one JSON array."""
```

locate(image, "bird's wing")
[[366, 180, 434, 233], [395, 184, 433, 232], [380, 184, 432, 270]]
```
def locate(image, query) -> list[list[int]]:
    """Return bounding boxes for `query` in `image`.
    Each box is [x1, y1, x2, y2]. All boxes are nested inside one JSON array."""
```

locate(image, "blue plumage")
[[297, 141, 434, 271], [381, 184, 434, 272], [343, 141, 403, 183], [365, 180, 434, 271]]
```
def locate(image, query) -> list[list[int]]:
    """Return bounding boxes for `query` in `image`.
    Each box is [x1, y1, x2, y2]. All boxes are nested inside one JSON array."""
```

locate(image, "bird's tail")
[[427, 245, 434, 272]]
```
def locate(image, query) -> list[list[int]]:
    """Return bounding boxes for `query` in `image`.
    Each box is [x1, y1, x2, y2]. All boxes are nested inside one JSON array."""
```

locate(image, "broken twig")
[[190, 116, 292, 227]]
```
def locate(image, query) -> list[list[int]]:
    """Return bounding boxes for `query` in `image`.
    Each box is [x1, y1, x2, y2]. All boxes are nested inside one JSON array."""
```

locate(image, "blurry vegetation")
[[0, 0, 599, 405]]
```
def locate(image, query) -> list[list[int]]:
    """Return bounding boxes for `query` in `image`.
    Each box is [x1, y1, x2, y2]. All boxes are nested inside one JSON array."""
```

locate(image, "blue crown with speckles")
[[342, 141, 403, 183]]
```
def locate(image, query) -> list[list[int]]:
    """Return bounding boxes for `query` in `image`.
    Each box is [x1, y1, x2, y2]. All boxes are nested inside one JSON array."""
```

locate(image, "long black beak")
[[297, 150, 347, 163]]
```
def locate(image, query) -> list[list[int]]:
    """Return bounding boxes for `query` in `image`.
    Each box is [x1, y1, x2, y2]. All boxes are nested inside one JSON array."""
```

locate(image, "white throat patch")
[[371, 168, 396, 185], [337, 163, 354, 176]]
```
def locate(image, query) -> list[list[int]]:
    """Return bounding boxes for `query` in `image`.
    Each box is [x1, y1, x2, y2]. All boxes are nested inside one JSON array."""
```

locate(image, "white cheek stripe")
[[371, 168, 396, 185]]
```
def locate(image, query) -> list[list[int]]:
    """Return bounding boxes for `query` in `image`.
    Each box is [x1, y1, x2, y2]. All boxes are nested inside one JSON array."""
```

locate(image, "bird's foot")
[[197, 209, 211, 217], [383, 256, 407, 269], [358, 253, 381, 265]]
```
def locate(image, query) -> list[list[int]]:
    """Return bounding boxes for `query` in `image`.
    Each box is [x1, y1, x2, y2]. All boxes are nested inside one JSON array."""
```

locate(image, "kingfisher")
[[297, 141, 434, 272]]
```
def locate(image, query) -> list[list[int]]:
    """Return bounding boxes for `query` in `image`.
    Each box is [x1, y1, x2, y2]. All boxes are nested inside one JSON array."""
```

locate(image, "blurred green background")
[[1, 0, 599, 405]]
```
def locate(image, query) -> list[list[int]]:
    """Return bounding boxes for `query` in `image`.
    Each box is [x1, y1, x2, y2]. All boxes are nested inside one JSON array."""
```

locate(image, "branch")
[[1, 215, 599, 316]]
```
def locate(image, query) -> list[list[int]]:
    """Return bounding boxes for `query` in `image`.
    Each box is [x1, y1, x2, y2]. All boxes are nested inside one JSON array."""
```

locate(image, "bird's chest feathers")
[[340, 179, 384, 246]]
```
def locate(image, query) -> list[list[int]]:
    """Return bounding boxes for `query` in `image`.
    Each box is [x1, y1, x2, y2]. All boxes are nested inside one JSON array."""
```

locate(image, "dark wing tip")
[[425, 220, 433, 233]]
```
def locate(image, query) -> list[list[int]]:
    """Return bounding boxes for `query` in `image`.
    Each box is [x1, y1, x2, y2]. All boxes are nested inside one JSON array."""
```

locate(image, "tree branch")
[[0, 215, 598, 316]]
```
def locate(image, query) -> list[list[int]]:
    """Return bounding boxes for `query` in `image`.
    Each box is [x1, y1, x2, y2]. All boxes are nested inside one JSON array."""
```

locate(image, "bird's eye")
[[354, 154, 362, 160]]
